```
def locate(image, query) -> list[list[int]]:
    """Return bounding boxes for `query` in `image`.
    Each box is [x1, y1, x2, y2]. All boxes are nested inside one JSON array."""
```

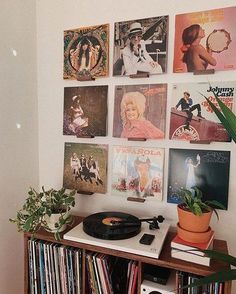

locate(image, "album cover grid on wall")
[[62, 5, 236, 208]]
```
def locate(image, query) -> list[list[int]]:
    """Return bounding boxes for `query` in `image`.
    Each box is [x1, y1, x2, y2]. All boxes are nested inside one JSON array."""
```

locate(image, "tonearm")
[[110, 215, 165, 230]]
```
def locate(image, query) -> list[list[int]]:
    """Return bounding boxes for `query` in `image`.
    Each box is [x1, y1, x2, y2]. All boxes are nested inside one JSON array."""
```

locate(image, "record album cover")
[[173, 6, 236, 73], [113, 16, 168, 76], [63, 86, 108, 137], [169, 81, 235, 141], [63, 143, 108, 194], [111, 146, 164, 200], [167, 148, 230, 209], [64, 24, 109, 80], [113, 84, 167, 139]]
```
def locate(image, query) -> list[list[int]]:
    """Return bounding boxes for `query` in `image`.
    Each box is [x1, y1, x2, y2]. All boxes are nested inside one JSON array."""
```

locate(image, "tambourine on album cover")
[[63, 142, 108, 194], [113, 84, 167, 139], [167, 148, 230, 209], [111, 145, 164, 200], [169, 81, 235, 142], [63, 86, 108, 137], [113, 16, 168, 76], [173, 6, 236, 73], [64, 24, 109, 80]]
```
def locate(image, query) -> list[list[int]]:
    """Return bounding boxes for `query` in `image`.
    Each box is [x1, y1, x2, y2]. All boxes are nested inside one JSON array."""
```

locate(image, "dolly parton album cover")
[[169, 81, 235, 142], [63, 143, 108, 194], [113, 16, 168, 76], [113, 84, 167, 139], [167, 148, 230, 209], [64, 24, 109, 80], [173, 6, 236, 73], [63, 86, 108, 137], [111, 145, 164, 200]]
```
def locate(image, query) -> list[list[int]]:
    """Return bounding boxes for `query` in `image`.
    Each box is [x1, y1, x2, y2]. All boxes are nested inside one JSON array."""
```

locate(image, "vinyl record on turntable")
[[83, 211, 141, 240]]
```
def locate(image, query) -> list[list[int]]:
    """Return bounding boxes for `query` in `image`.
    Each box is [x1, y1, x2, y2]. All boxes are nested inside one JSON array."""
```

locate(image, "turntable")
[[64, 212, 170, 259]]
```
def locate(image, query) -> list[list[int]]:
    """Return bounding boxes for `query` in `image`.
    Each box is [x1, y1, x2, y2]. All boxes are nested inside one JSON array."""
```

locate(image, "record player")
[[64, 212, 170, 259]]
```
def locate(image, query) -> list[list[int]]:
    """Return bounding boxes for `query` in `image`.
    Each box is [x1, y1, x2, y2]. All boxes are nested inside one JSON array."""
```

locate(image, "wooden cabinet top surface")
[[24, 215, 230, 277]]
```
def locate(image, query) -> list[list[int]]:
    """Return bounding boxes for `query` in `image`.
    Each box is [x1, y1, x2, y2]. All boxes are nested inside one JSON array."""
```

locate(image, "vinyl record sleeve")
[[113, 15, 168, 76], [63, 142, 108, 194], [63, 86, 108, 137], [112, 145, 164, 200], [169, 81, 235, 142], [113, 84, 167, 139], [64, 23, 109, 79], [173, 6, 236, 73], [167, 148, 230, 209]]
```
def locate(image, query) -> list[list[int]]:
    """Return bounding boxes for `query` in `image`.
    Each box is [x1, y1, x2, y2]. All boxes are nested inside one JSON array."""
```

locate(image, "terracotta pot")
[[177, 204, 212, 233], [177, 222, 213, 243], [44, 212, 68, 233]]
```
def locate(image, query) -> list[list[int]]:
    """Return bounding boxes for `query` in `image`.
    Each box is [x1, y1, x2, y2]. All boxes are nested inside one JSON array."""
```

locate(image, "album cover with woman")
[[113, 16, 168, 76], [111, 145, 164, 200], [64, 24, 109, 80], [63, 86, 108, 137], [173, 6, 236, 73], [167, 148, 230, 209], [169, 81, 236, 142], [63, 142, 108, 194], [113, 84, 167, 139]]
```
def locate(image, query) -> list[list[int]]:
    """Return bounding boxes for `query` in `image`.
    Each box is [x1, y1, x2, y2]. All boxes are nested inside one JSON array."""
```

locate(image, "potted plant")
[[177, 186, 225, 243], [10, 187, 76, 240], [184, 89, 236, 288]]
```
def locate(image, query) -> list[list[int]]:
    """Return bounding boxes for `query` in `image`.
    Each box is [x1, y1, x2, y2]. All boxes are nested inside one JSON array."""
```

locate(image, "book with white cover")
[[171, 248, 210, 266], [64, 221, 170, 259]]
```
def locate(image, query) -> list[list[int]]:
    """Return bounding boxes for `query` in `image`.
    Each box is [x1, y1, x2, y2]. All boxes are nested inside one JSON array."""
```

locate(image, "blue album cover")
[[167, 148, 230, 209]]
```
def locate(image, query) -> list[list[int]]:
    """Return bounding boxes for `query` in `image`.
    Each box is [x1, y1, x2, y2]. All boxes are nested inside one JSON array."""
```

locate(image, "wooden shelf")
[[24, 215, 232, 294]]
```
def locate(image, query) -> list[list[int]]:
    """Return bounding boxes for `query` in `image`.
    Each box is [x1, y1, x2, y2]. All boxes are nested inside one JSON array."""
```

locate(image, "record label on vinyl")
[[83, 211, 141, 240]]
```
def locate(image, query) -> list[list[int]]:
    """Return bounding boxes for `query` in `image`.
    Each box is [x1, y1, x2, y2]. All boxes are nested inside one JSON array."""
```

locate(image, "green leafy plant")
[[184, 88, 236, 289], [180, 186, 225, 219], [10, 187, 76, 240], [199, 88, 236, 143]]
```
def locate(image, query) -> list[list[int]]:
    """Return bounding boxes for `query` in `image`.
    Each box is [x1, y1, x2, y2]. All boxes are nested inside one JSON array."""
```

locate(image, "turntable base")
[[64, 219, 170, 259]]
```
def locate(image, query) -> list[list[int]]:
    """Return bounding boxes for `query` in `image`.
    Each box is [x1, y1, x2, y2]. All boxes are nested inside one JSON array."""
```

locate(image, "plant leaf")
[[23, 216, 34, 231], [199, 92, 236, 142], [203, 249, 236, 267]]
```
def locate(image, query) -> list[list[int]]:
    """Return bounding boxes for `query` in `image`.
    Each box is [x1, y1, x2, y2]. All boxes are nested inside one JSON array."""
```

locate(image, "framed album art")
[[167, 148, 230, 209], [169, 81, 235, 142], [64, 24, 109, 80], [113, 83, 167, 139], [113, 16, 168, 76], [173, 6, 236, 73], [111, 145, 164, 200], [63, 142, 108, 194], [63, 86, 108, 137]]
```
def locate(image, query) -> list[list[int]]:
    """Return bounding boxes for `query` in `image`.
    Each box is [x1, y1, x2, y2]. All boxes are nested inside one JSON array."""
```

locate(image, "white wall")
[[37, 0, 236, 290], [0, 0, 38, 293]]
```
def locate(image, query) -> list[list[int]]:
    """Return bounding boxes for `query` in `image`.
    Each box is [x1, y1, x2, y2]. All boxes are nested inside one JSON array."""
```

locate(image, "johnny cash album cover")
[[169, 81, 235, 142], [167, 148, 230, 209], [113, 84, 167, 139], [63, 86, 108, 137], [173, 6, 236, 73], [63, 143, 108, 194], [64, 24, 109, 80], [111, 145, 164, 200], [113, 16, 168, 76]]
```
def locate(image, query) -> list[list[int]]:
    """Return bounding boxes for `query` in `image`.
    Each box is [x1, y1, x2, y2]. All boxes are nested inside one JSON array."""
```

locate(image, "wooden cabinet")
[[24, 216, 232, 293]]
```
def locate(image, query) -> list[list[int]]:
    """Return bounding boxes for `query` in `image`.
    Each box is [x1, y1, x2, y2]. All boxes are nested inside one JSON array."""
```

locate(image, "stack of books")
[[170, 231, 215, 266]]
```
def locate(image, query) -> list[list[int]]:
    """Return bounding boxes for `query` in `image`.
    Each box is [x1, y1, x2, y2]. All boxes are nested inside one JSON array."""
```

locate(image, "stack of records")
[[170, 231, 215, 266]]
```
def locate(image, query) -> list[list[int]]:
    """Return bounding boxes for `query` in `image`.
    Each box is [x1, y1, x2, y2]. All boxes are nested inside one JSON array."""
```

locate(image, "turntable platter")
[[83, 211, 141, 240]]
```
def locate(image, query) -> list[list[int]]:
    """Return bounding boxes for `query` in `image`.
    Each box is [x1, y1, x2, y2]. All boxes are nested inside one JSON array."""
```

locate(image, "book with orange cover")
[[171, 231, 214, 256]]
